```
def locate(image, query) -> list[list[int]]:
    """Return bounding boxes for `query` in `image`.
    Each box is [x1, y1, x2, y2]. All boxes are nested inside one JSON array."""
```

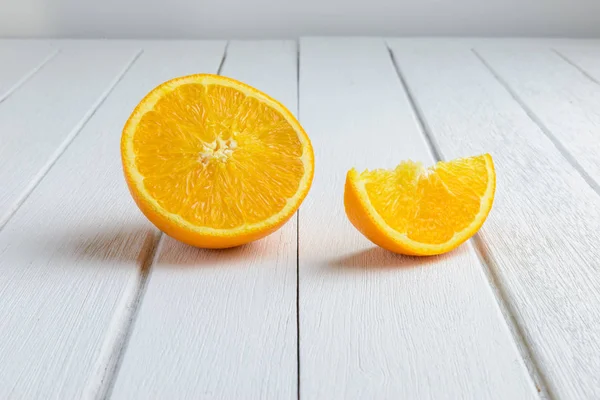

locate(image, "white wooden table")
[[1, 38, 599, 400]]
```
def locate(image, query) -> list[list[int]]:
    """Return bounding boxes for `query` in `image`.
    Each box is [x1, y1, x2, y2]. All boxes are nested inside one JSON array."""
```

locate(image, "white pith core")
[[198, 136, 238, 164]]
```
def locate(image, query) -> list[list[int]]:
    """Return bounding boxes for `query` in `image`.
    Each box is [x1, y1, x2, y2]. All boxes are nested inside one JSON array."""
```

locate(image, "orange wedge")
[[121, 74, 314, 248], [344, 154, 495, 256]]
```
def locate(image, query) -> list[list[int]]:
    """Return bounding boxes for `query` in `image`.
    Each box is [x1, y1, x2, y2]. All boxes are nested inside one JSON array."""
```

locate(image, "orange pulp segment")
[[121, 74, 314, 248], [344, 154, 495, 255]]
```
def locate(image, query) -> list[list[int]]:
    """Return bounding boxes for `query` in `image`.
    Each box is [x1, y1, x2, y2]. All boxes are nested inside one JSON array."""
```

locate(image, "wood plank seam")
[[295, 210, 300, 400], [551, 49, 600, 87], [386, 46, 439, 161], [387, 42, 553, 400], [217, 40, 230, 76], [85, 231, 163, 400], [0, 48, 60, 105], [101, 42, 230, 398], [0, 49, 144, 233], [470, 235, 550, 400], [471, 48, 600, 197], [295, 39, 301, 400]]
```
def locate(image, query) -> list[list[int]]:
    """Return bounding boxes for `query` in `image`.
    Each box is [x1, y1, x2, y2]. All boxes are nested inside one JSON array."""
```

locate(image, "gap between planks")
[[295, 210, 301, 400], [84, 231, 163, 400], [472, 48, 600, 198], [86, 43, 231, 400], [0, 49, 144, 233], [551, 49, 600, 87], [0, 49, 60, 105], [295, 38, 301, 400], [387, 42, 553, 400]]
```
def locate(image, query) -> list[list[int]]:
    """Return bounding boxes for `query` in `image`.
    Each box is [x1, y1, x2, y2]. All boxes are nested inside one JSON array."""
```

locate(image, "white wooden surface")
[[112, 40, 299, 399], [0, 40, 226, 399], [0, 41, 57, 102], [388, 39, 600, 400], [475, 44, 600, 189], [0, 41, 140, 228], [558, 44, 600, 82], [298, 38, 536, 400], [0, 41, 148, 398], [0, 38, 600, 399]]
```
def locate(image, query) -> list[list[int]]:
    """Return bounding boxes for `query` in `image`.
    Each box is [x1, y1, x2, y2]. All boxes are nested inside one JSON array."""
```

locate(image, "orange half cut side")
[[121, 74, 314, 248]]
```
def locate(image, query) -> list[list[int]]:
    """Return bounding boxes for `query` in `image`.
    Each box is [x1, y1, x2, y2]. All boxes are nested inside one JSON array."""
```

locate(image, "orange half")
[[344, 154, 495, 255], [121, 74, 314, 248]]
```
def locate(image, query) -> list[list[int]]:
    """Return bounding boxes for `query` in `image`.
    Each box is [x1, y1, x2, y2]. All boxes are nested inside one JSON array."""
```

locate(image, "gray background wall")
[[1, 0, 600, 38]]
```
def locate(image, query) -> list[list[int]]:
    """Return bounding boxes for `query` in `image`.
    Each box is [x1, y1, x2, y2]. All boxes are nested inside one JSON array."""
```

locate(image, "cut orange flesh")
[[121, 74, 314, 248], [344, 154, 495, 256]]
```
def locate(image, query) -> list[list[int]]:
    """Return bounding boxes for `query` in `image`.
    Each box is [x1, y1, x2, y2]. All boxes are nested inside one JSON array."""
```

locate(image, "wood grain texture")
[[298, 37, 537, 400], [111, 41, 299, 400], [388, 39, 600, 400], [0, 40, 226, 399], [0, 41, 140, 229], [475, 44, 600, 188]]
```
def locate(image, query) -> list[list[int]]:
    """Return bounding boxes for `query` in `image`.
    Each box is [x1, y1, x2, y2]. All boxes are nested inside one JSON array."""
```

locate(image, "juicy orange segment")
[[344, 154, 495, 255], [121, 74, 314, 248]]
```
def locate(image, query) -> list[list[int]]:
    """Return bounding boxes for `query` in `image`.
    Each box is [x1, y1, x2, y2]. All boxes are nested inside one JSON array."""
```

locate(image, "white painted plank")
[[386, 38, 600, 49], [474, 44, 600, 188], [0, 41, 226, 399], [0, 41, 141, 228], [388, 39, 600, 400], [298, 37, 537, 400], [112, 41, 299, 399], [0, 40, 58, 102]]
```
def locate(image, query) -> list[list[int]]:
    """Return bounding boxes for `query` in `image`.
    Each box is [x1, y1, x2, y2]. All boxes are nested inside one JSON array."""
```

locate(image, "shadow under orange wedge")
[[121, 74, 314, 248], [344, 154, 496, 256]]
